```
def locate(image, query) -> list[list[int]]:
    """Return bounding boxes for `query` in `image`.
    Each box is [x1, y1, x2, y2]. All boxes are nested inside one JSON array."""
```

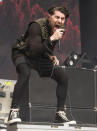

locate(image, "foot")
[[55, 111, 76, 124], [8, 108, 21, 124]]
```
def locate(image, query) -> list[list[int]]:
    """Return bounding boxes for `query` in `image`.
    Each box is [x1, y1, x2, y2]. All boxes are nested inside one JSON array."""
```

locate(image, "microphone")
[[58, 40, 60, 51], [58, 26, 65, 51]]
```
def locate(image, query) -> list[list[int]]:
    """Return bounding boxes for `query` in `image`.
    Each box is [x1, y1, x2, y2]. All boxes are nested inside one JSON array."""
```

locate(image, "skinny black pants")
[[11, 58, 68, 111]]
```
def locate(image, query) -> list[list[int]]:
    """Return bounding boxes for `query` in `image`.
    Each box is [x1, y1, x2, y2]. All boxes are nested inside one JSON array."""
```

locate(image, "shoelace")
[[58, 111, 69, 121], [11, 110, 18, 118]]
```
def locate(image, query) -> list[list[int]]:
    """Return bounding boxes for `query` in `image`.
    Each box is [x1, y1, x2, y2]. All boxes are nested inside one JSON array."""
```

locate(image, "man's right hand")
[[50, 28, 65, 41]]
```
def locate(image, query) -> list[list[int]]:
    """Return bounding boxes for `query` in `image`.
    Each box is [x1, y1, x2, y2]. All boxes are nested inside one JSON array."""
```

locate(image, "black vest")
[[12, 18, 52, 51]]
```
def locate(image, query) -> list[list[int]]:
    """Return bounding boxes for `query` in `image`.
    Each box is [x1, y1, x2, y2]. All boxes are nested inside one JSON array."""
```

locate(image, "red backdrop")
[[0, 0, 81, 79]]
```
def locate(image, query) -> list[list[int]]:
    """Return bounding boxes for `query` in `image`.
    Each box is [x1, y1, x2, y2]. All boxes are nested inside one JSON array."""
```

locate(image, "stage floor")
[[6, 122, 97, 131]]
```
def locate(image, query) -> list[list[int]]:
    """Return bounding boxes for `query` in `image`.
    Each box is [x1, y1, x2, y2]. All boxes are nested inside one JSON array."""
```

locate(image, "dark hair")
[[48, 6, 70, 19]]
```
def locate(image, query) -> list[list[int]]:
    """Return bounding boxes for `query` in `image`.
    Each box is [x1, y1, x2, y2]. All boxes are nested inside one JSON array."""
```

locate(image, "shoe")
[[55, 111, 76, 124], [55, 111, 69, 123], [8, 108, 21, 124]]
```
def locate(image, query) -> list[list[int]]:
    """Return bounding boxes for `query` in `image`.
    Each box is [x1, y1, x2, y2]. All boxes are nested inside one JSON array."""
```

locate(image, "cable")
[[50, 64, 55, 78]]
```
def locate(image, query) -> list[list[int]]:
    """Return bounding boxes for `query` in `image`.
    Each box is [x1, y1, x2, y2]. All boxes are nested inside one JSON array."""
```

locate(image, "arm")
[[27, 22, 53, 58], [48, 29, 64, 65], [27, 22, 59, 65]]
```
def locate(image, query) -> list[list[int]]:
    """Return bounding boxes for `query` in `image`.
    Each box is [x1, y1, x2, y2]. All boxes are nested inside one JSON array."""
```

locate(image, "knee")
[[53, 67, 68, 86], [58, 68, 68, 84], [24, 69, 30, 77], [16, 63, 31, 81], [60, 74, 68, 85], [17, 69, 31, 84], [22, 70, 31, 81]]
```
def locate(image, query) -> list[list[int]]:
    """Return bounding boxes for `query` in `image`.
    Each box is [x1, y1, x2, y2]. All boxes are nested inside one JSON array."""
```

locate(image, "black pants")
[[11, 57, 68, 111]]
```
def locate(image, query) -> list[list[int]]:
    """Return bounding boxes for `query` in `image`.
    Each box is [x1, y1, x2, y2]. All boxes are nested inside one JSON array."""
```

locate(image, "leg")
[[8, 63, 31, 124], [11, 63, 31, 108], [51, 66, 68, 111], [38, 59, 68, 110], [51, 66, 71, 123], [36, 60, 75, 123], [51, 66, 76, 124]]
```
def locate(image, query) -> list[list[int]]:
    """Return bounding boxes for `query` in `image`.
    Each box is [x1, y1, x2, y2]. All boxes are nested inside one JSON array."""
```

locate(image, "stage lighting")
[[64, 52, 94, 68], [71, 52, 79, 61], [73, 54, 78, 60], [69, 60, 74, 66], [64, 52, 80, 67]]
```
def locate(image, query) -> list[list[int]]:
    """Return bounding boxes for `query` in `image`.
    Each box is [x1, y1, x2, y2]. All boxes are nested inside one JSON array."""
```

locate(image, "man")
[[8, 6, 72, 124]]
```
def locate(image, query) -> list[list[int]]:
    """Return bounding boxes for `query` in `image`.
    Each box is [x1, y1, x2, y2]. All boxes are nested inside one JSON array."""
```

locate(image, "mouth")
[[55, 25, 61, 29], [55, 24, 64, 29]]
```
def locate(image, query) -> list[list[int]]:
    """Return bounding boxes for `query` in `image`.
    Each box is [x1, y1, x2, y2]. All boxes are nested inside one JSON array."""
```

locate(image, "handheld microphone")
[[58, 26, 65, 51], [58, 40, 60, 51]]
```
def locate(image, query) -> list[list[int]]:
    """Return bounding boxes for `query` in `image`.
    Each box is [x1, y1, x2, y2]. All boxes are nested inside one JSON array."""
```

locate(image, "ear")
[[47, 13, 51, 18]]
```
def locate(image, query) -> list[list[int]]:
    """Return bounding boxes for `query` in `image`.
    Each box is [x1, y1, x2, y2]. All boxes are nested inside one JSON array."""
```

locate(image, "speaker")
[[66, 108, 97, 124], [19, 67, 97, 124], [65, 68, 97, 109], [19, 69, 57, 122], [65, 67, 97, 124]]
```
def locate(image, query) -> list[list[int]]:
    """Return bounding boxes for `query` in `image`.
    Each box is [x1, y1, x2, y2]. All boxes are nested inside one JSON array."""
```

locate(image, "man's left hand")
[[49, 56, 59, 65]]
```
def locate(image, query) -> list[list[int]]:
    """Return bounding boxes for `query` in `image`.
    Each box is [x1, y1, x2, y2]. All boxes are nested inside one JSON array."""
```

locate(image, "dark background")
[[79, 0, 97, 65], [0, 0, 81, 80]]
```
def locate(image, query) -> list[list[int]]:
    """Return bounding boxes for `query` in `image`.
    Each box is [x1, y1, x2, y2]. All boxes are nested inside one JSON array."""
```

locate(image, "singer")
[[8, 6, 73, 124]]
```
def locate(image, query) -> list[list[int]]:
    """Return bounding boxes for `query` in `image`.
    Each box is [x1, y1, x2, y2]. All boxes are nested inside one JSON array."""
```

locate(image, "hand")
[[49, 56, 59, 66], [50, 29, 65, 41]]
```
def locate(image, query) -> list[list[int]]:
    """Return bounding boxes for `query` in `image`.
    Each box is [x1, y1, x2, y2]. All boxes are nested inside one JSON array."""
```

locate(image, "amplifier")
[[19, 69, 57, 122], [19, 67, 97, 124], [66, 108, 97, 124], [65, 67, 97, 109]]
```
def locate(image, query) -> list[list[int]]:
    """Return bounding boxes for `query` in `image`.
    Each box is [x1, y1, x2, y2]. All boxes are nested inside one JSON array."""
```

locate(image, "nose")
[[58, 18, 62, 24]]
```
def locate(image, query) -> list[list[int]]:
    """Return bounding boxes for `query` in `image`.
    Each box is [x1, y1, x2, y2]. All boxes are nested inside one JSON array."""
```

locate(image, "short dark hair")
[[48, 6, 70, 19]]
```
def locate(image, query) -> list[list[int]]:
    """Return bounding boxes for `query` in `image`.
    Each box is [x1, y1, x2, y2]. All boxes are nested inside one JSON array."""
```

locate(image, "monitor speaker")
[[19, 69, 57, 122], [65, 68, 97, 108], [19, 67, 97, 124]]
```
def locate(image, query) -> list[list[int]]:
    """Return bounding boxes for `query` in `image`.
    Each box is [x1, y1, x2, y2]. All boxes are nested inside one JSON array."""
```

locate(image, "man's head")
[[48, 6, 69, 19], [47, 6, 69, 32]]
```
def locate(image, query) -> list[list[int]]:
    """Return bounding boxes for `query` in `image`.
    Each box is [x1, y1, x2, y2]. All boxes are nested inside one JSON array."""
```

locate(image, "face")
[[48, 10, 66, 32]]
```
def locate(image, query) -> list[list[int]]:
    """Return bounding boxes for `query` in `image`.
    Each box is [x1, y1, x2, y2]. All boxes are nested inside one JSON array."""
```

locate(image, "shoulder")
[[28, 18, 48, 29], [27, 18, 49, 38], [28, 21, 41, 30], [27, 21, 41, 35]]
